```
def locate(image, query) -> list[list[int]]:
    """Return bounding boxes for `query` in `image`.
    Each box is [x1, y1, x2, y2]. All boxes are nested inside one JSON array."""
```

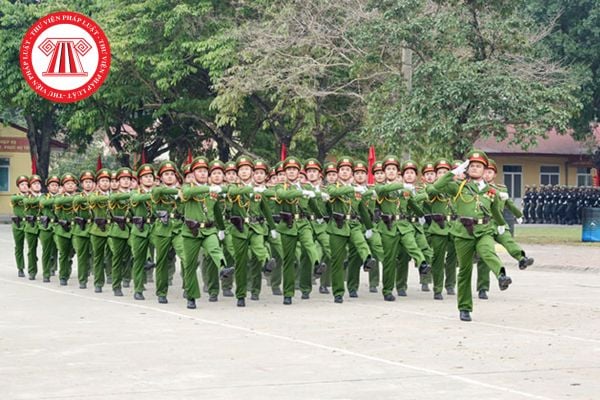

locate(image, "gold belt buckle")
[[146, 218, 152, 224], [345, 214, 351, 220], [294, 214, 300, 220], [169, 213, 176, 219], [244, 217, 250, 223], [200, 222, 205, 229], [477, 218, 483, 224]]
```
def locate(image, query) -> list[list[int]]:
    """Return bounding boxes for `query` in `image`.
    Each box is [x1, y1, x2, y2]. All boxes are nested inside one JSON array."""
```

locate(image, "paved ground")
[[1, 225, 599, 400]]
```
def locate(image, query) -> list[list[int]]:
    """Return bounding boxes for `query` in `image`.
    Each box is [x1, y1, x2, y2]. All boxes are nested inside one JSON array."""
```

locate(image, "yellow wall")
[[0, 125, 31, 216], [492, 154, 587, 193]]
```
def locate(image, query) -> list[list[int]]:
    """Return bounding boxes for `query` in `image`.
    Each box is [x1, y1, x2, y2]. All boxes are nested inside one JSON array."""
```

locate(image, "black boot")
[[43, 277, 50, 283], [220, 266, 235, 279], [113, 288, 123, 297], [433, 293, 443, 300], [222, 288, 234, 297], [143, 259, 156, 270], [237, 298, 246, 307], [397, 288, 407, 297], [94, 286, 102, 293], [498, 273, 512, 291], [79, 282, 87, 289], [283, 297, 292, 305], [334, 295, 343, 303], [18, 270, 25, 278], [363, 256, 376, 272], [478, 289, 488, 299], [418, 261, 431, 275], [349, 290, 358, 298], [59, 279, 67, 286], [383, 294, 395, 302], [518, 256, 534, 270], [187, 298, 196, 309], [262, 258, 276, 274], [272, 287, 282, 296], [28, 274, 35, 280], [369, 286, 377, 293], [209, 294, 218, 302], [459, 310, 472, 321], [446, 287, 455, 295], [313, 261, 327, 276], [134, 292, 145, 300], [319, 286, 330, 294], [301, 292, 310, 300], [122, 280, 130, 288], [158, 296, 168, 304], [421, 283, 430, 292]]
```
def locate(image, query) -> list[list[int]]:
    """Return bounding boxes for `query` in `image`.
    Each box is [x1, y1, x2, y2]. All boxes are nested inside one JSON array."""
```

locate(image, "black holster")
[[230, 216, 244, 233], [459, 217, 475, 235], [11, 216, 21, 228], [431, 214, 446, 229], [380, 214, 393, 231], [25, 215, 36, 227], [94, 218, 107, 232], [74, 216, 87, 231], [332, 212, 345, 229], [58, 219, 70, 232], [40, 216, 50, 230], [112, 216, 127, 231], [131, 216, 145, 231], [155, 210, 169, 225], [185, 219, 200, 237], [279, 211, 294, 229]]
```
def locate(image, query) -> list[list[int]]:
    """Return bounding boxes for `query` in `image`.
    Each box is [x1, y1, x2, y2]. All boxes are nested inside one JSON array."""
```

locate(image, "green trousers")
[[55, 235, 74, 282], [346, 229, 384, 292], [183, 234, 225, 300], [232, 231, 270, 300], [12, 225, 25, 272], [90, 234, 107, 288], [130, 234, 151, 294], [477, 231, 525, 291], [294, 224, 321, 296], [151, 233, 184, 298], [267, 234, 284, 292], [395, 230, 430, 292], [39, 230, 56, 279], [329, 225, 371, 298], [72, 235, 91, 285], [445, 235, 457, 289], [25, 231, 39, 277], [454, 235, 504, 312], [380, 230, 426, 296], [220, 229, 235, 292], [428, 233, 453, 295], [108, 236, 130, 291], [314, 230, 332, 288]]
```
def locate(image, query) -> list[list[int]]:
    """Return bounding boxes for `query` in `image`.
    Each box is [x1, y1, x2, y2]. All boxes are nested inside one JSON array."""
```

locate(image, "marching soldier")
[[181, 156, 234, 309], [72, 170, 95, 289], [325, 157, 377, 303], [89, 168, 112, 292], [227, 156, 277, 307], [324, 162, 337, 185], [108, 167, 133, 296], [129, 164, 156, 300], [39, 175, 60, 282], [10, 175, 29, 277], [428, 150, 512, 321], [53, 173, 78, 285], [23, 175, 43, 280]]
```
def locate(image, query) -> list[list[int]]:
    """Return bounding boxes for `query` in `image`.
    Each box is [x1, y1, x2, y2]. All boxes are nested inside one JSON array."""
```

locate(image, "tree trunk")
[[24, 112, 53, 183]]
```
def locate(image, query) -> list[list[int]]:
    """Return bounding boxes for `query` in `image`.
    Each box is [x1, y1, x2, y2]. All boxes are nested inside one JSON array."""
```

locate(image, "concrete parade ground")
[[0, 225, 599, 400]]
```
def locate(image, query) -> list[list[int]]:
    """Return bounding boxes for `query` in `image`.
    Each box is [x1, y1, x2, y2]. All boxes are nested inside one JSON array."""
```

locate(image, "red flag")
[[31, 154, 37, 175], [141, 149, 146, 165], [367, 145, 376, 185], [187, 148, 193, 164], [96, 155, 103, 172], [280, 143, 287, 161]]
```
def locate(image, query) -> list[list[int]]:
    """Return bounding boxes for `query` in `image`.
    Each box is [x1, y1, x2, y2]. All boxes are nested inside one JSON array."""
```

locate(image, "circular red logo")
[[19, 11, 111, 103]]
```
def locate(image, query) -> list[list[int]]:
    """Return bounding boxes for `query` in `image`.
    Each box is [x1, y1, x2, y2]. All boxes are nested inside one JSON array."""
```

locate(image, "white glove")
[[499, 192, 509, 200], [321, 192, 330, 201], [497, 225, 506, 235], [254, 186, 266, 193], [451, 160, 469, 176], [302, 190, 315, 198], [354, 186, 366, 194], [365, 229, 373, 239], [217, 230, 225, 241], [418, 217, 426, 225], [516, 217, 523, 224], [316, 218, 324, 224], [209, 185, 222, 193], [270, 229, 278, 239]]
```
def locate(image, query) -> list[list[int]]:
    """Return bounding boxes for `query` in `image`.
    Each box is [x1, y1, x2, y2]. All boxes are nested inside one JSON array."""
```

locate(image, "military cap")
[[236, 156, 254, 169], [466, 150, 488, 167], [304, 158, 322, 172], [16, 175, 29, 186], [191, 156, 209, 172], [324, 161, 337, 174], [452, 160, 463, 168], [486, 158, 497, 172], [275, 161, 284, 173], [96, 168, 111, 182], [254, 159, 270, 172], [181, 163, 192, 176], [29, 174, 42, 184], [157, 161, 177, 176], [61, 173, 78, 185], [209, 160, 225, 173], [137, 163, 155, 178], [401, 160, 418, 174], [46, 174, 60, 186], [116, 167, 133, 180], [372, 161, 384, 173], [382, 155, 400, 169], [353, 160, 368, 173], [79, 170, 95, 182], [110, 171, 118, 180], [435, 158, 452, 171], [224, 161, 237, 173], [337, 156, 354, 170], [283, 156, 302, 170], [421, 161, 435, 174]]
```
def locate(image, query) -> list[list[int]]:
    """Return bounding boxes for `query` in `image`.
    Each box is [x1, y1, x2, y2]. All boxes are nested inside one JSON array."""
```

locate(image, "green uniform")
[[38, 193, 58, 280], [373, 182, 427, 297], [306, 183, 332, 291], [227, 183, 276, 301], [429, 171, 507, 313], [325, 182, 374, 300], [53, 193, 76, 283], [89, 190, 111, 290], [72, 192, 93, 286], [108, 190, 132, 292], [129, 186, 154, 295], [10, 193, 27, 274], [23, 193, 42, 278], [180, 183, 227, 300]]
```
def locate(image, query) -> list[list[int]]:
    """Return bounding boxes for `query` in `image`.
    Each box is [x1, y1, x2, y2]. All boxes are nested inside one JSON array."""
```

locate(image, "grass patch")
[[513, 225, 597, 246]]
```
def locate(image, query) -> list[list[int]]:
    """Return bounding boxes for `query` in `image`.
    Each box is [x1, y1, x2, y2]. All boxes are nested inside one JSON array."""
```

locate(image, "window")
[[577, 167, 592, 187], [540, 165, 559, 186], [503, 165, 522, 198], [0, 158, 9, 192]]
